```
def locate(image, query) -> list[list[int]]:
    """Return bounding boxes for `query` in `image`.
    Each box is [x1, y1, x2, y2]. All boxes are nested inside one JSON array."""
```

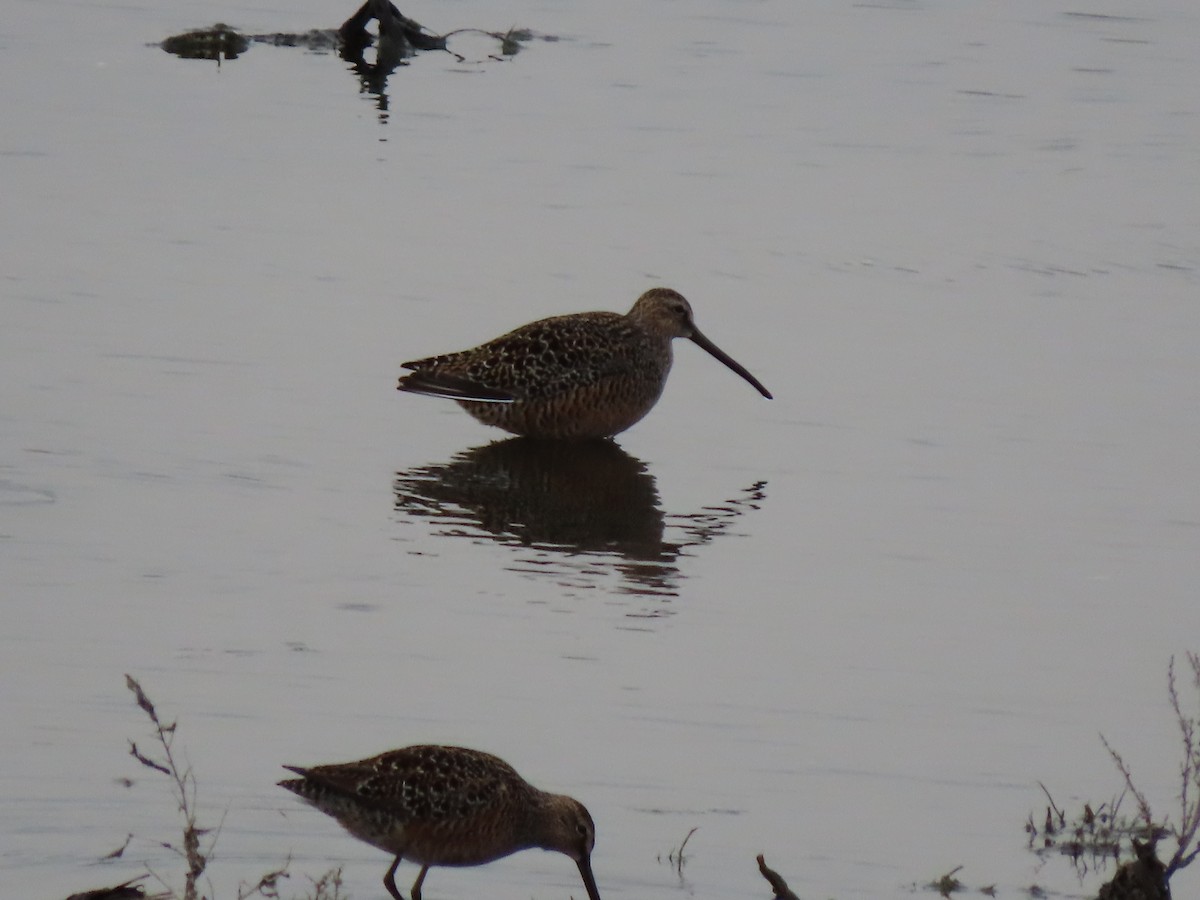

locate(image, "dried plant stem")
[[1163, 652, 1200, 877], [126, 674, 215, 900], [120, 676, 352, 899], [1097, 652, 1200, 883]]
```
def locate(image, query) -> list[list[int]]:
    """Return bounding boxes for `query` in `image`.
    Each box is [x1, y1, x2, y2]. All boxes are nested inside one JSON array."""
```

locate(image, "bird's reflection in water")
[[393, 438, 767, 608]]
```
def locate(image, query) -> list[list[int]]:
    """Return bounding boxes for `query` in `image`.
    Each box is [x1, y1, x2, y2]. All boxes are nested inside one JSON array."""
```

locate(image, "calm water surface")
[[3, 2, 1199, 899]]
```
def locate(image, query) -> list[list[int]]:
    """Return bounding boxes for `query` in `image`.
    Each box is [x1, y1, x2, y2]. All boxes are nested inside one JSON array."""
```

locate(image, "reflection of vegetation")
[[1026, 653, 1200, 899], [1027, 782, 1148, 877], [656, 827, 697, 876], [495, 27, 532, 58], [925, 865, 964, 897]]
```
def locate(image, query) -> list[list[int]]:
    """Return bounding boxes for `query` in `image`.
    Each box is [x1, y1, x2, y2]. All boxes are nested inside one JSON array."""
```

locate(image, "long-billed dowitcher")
[[278, 744, 601, 900], [396, 287, 773, 439]]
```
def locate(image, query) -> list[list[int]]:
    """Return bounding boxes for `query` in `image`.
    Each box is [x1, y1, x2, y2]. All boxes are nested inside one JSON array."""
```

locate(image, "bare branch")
[[756, 854, 801, 900], [1100, 733, 1157, 828], [1163, 652, 1200, 878]]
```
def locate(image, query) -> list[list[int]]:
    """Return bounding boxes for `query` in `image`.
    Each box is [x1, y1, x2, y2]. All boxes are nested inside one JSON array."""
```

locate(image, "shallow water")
[[3, 2, 1199, 899]]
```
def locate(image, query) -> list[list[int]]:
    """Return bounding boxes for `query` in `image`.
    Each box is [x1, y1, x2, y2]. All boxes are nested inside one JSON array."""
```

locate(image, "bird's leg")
[[383, 855, 405, 900], [411, 865, 430, 900]]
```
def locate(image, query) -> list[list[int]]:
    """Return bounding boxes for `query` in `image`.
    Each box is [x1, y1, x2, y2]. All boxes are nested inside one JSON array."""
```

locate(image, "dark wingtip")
[[279, 765, 309, 787], [397, 371, 515, 403]]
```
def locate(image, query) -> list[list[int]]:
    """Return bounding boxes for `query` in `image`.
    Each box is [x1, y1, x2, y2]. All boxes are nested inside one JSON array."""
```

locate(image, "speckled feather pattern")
[[279, 745, 592, 868], [396, 287, 771, 440], [403, 313, 669, 401]]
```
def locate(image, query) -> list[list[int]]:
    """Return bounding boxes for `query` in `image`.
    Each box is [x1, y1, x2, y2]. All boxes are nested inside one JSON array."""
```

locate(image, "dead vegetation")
[[124, 674, 221, 900], [63, 653, 1199, 900], [1026, 653, 1200, 899], [925, 864, 965, 896], [656, 826, 698, 875], [70, 675, 344, 900]]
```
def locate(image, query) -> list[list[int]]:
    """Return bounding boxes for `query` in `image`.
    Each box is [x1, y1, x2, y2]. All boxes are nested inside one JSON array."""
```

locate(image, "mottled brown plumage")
[[397, 287, 773, 439], [279, 744, 601, 900]]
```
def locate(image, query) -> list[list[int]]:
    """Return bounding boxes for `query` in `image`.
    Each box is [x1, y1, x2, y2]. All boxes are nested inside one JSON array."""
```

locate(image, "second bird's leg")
[[411, 865, 430, 900], [383, 855, 405, 900]]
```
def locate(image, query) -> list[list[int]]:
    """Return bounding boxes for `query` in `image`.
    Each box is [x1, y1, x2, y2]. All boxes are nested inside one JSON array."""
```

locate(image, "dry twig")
[[125, 674, 214, 900]]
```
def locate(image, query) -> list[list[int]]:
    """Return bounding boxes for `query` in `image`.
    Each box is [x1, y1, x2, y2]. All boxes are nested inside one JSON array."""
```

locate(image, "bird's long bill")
[[577, 856, 603, 900], [689, 328, 774, 399]]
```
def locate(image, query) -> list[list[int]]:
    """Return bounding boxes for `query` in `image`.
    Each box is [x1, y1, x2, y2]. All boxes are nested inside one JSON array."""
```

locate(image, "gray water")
[[4, 2, 1199, 899]]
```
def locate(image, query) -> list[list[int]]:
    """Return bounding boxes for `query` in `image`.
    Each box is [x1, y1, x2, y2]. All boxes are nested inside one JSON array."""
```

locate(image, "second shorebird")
[[397, 287, 773, 439], [279, 744, 601, 900]]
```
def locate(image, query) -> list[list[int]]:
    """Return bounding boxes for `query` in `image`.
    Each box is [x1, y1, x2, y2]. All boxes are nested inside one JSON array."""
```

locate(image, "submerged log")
[[338, 0, 446, 53], [1096, 839, 1170, 900], [64, 877, 152, 900], [161, 2, 446, 62], [160, 23, 249, 60], [756, 854, 802, 900]]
